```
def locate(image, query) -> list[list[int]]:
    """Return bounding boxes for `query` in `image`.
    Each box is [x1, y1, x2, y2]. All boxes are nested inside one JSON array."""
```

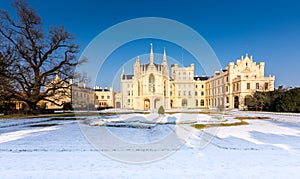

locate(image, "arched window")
[[149, 74, 155, 92], [195, 99, 198, 106], [138, 81, 141, 96], [164, 80, 167, 96]]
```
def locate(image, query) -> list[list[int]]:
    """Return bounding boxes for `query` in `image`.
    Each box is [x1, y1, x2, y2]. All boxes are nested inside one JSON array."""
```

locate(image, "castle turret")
[[150, 43, 154, 64], [162, 48, 169, 76], [134, 56, 141, 77], [259, 62, 265, 77], [163, 48, 167, 63]]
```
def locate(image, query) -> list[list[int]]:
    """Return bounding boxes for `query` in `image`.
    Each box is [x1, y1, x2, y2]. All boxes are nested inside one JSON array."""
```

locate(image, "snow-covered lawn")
[[1, 111, 300, 178]]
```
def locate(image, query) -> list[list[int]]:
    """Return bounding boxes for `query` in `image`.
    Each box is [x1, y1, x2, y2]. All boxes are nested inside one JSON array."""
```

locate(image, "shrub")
[[158, 106, 165, 115]]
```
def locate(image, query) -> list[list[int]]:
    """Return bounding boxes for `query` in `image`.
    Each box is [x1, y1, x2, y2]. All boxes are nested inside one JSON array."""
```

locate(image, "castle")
[[45, 44, 275, 111], [114, 44, 275, 110]]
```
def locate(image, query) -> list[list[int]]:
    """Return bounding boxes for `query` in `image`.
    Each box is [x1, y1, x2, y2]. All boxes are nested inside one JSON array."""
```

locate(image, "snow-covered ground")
[[1, 111, 300, 178]]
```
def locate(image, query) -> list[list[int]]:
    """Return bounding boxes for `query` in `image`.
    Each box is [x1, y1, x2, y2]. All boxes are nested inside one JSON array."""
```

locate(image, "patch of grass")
[[0, 112, 76, 120], [192, 124, 208, 129], [192, 120, 249, 130], [235, 116, 270, 120], [29, 123, 59, 127]]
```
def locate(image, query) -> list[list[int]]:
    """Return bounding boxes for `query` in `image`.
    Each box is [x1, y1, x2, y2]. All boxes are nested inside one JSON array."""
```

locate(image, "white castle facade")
[[114, 44, 275, 110]]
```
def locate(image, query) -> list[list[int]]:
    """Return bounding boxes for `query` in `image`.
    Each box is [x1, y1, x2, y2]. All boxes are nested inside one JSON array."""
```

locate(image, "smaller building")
[[45, 75, 95, 110], [94, 87, 114, 108]]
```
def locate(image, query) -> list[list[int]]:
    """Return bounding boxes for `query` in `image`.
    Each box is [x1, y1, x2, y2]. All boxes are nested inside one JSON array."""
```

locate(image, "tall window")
[[200, 99, 205, 106], [138, 81, 141, 96], [195, 99, 198, 106], [247, 83, 250, 90], [149, 74, 155, 92], [264, 83, 269, 90], [256, 83, 259, 89]]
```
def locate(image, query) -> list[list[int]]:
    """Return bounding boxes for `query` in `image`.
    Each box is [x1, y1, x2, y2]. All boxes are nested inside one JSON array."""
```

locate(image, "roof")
[[143, 63, 162, 70], [95, 88, 110, 92], [122, 74, 134, 80], [194, 76, 209, 81]]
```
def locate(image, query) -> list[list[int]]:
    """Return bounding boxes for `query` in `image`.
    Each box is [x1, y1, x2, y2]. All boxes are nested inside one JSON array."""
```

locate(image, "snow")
[[1, 111, 300, 178]]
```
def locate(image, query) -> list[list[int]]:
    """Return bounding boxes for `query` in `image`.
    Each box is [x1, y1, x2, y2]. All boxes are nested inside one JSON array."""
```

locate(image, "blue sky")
[[1, 0, 300, 88]]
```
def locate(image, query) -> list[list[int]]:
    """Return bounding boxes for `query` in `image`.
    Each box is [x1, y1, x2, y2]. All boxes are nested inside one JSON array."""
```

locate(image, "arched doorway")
[[182, 99, 187, 107], [234, 96, 239, 108], [144, 99, 150, 110], [154, 98, 160, 109]]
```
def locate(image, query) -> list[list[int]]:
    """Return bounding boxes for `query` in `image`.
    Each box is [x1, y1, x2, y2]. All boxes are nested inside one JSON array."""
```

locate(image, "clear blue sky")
[[1, 0, 300, 88]]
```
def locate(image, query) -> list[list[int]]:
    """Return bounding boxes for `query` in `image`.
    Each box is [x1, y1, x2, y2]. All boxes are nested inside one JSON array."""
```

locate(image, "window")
[[247, 83, 250, 90], [107, 96, 110, 99], [196, 85, 198, 88], [201, 91, 204, 96], [195, 91, 198, 96], [170, 91, 172, 96], [202, 85, 204, 88], [264, 83, 269, 90], [200, 99, 205, 106], [149, 74, 155, 92], [183, 91, 186, 96], [101, 96, 104, 99], [182, 99, 187, 107], [256, 83, 259, 89], [226, 77, 228, 82], [128, 91, 130, 96], [188, 91, 191, 96], [226, 86, 228, 92], [195, 99, 198, 106]]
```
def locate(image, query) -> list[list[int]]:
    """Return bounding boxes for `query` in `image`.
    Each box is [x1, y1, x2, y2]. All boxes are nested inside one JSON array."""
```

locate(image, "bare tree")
[[0, 0, 85, 111]]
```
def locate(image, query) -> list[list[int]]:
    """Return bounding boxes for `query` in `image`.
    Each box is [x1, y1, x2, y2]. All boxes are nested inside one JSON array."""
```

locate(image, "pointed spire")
[[150, 43, 154, 64], [122, 67, 124, 75], [163, 47, 167, 63], [137, 56, 140, 63]]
